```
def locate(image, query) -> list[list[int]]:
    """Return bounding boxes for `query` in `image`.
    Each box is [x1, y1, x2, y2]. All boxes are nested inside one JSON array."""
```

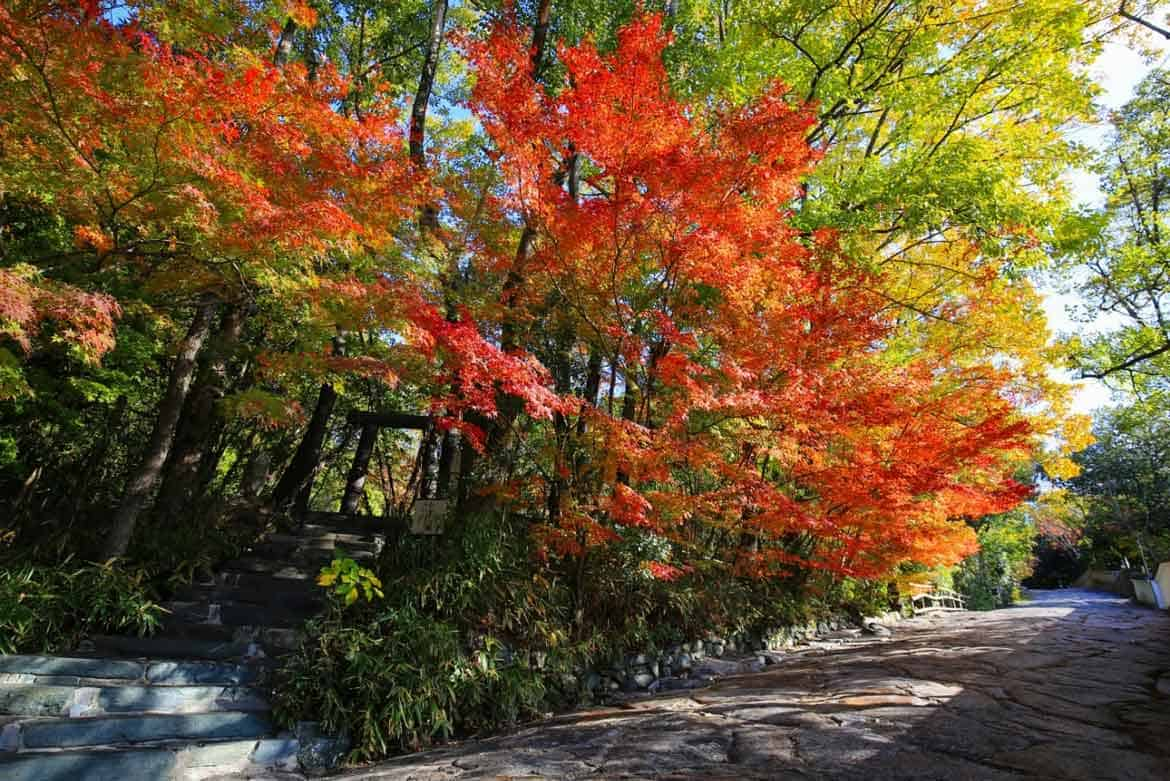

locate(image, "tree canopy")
[[0, 0, 1131, 639]]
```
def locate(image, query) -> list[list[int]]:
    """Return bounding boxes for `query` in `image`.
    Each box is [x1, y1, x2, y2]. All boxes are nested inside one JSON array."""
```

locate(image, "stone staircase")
[[0, 512, 387, 779]]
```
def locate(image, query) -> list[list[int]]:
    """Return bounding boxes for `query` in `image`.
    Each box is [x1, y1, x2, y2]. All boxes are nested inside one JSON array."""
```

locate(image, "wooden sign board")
[[410, 499, 448, 535]]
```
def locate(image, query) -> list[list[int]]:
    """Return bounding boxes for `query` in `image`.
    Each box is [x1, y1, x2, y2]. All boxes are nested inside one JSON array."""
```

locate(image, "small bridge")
[[908, 584, 967, 615]]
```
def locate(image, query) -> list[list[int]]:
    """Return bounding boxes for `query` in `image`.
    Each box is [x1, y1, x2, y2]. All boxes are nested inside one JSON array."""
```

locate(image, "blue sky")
[[1044, 17, 1170, 414]]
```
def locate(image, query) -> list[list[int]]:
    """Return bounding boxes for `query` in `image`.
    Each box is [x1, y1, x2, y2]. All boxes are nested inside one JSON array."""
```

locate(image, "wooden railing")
[[909, 586, 967, 615]]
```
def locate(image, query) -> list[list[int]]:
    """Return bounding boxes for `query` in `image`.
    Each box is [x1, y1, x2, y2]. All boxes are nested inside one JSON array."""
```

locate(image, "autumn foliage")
[[0, 1, 413, 293], [0, 3, 1075, 589], [448, 15, 1035, 578]]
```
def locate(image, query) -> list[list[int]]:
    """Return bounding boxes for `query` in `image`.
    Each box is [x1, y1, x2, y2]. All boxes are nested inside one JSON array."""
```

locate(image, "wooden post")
[[435, 429, 461, 499], [340, 423, 378, 515]]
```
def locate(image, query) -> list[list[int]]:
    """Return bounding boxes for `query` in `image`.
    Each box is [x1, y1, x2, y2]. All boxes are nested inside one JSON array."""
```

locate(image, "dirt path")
[[341, 589, 1170, 780]]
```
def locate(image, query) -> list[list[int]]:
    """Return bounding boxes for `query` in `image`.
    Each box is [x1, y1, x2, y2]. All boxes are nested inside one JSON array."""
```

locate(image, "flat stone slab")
[[93, 685, 265, 715], [0, 686, 73, 717], [17, 711, 272, 749], [0, 746, 176, 781], [0, 737, 299, 781], [0, 657, 143, 682], [88, 634, 253, 661], [339, 589, 1170, 780], [145, 660, 258, 686]]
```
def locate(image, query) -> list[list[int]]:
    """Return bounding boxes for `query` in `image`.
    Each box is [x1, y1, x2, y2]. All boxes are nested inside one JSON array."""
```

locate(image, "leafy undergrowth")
[[272, 510, 893, 763], [0, 559, 164, 654], [0, 506, 269, 654]]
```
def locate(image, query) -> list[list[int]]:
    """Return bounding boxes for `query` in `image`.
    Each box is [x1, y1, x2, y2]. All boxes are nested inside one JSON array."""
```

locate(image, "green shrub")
[[0, 559, 163, 654], [273, 509, 887, 764], [272, 604, 553, 760], [317, 555, 384, 606], [954, 513, 1036, 610]]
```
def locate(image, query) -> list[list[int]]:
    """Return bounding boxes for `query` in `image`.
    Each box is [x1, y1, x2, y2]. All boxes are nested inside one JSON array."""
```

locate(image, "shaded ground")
[[338, 590, 1170, 780]]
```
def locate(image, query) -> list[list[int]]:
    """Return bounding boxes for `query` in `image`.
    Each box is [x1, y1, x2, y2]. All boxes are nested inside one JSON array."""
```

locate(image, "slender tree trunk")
[[577, 350, 602, 435], [271, 333, 346, 514], [410, 0, 449, 232], [615, 371, 638, 486], [407, 0, 469, 494], [410, 0, 448, 165], [340, 423, 378, 514], [418, 424, 442, 499], [272, 382, 337, 513], [546, 317, 574, 522], [274, 19, 297, 67], [13, 465, 43, 513], [70, 394, 127, 524], [105, 296, 218, 558], [240, 442, 272, 501], [531, 0, 554, 75], [156, 304, 246, 519], [499, 0, 555, 352], [490, 2, 563, 454]]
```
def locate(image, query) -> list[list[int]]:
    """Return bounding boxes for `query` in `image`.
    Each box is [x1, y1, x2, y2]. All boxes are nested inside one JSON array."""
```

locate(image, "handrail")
[[910, 587, 967, 614]]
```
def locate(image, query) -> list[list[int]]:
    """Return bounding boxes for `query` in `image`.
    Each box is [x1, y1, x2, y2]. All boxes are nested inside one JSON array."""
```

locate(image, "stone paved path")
[[341, 589, 1170, 781]]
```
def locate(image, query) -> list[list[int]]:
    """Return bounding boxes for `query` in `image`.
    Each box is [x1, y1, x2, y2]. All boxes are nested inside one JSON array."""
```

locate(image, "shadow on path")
[[340, 589, 1170, 781]]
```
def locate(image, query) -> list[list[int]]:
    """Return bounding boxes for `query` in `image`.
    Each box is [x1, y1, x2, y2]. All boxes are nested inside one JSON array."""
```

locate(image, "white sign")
[[410, 499, 448, 535]]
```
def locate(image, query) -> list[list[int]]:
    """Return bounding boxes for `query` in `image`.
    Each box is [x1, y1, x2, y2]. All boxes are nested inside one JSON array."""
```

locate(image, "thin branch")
[[1119, 2, 1170, 39], [1082, 339, 1170, 379]]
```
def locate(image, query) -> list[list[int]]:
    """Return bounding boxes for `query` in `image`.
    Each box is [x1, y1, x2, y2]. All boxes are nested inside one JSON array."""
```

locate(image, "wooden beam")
[[346, 410, 432, 430]]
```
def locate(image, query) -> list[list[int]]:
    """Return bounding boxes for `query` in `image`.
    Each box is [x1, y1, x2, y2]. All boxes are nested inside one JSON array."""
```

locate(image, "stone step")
[[246, 543, 377, 568], [2, 711, 273, 751], [0, 656, 143, 684], [298, 527, 386, 546], [175, 580, 324, 610], [87, 627, 299, 661], [217, 569, 314, 588], [301, 511, 391, 534], [295, 546, 376, 564], [260, 534, 382, 555], [0, 736, 298, 780], [0, 656, 258, 687], [0, 684, 267, 717], [218, 557, 315, 579], [86, 635, 253, 663], [163, 601, 312, 630]]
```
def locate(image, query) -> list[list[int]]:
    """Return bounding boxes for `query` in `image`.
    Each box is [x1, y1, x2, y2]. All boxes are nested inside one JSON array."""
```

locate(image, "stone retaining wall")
[[571, 612, 897, 700]]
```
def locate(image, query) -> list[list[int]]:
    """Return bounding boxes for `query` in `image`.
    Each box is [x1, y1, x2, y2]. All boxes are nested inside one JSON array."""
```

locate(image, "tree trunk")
[[531, 0, 554, 76], [104, 296, 218, 558], [70, 394, 128, 524], [240, 446, 272, 501], [340, 423, 378, 514], [410, 0, 449, 229], [274, 19, 297, 66], [435, 429, 461, 499], [488, 4, 560, 450], [545, 317, 574, 523], [156, 304, 246, 519], [271, 382, 337, 514], [616, 371, 638, 486], [418, 425, 442, 499], [271, 333, 346, 514], [577, 350, 602, 435]]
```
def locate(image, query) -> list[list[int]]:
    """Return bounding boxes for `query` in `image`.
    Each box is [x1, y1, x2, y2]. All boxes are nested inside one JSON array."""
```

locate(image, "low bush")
[[0, 559, 164, 654], [954, 513, 1036, 610], [272, 511, 877, 763], [273, 603, 554, 759]]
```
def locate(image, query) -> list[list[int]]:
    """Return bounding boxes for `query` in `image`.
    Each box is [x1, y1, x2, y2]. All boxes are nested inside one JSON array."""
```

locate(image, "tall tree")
[[1065, 68, 1170, 386], [0, 2, 413, 553], [1066, 395, 1170, 572]]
